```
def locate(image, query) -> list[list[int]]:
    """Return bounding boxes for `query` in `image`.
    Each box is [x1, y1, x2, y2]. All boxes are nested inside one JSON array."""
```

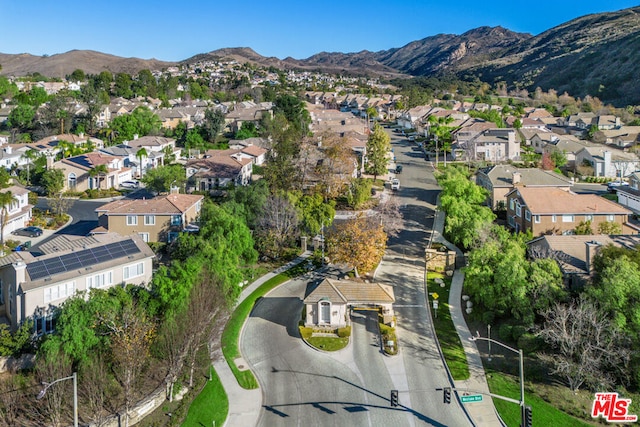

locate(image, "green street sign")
[[460, 394, 483, 403]]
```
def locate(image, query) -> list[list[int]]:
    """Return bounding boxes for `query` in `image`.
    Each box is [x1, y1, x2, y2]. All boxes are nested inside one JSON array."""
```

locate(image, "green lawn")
[[486, 371, 596, 427], [181, 367, 228, 427], [305, 336, 349, 351], [220, 263, 308, 389], [427, 272, 470, 380]]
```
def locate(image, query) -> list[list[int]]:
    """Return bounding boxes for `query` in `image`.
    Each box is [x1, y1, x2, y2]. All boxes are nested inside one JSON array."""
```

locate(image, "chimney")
[[170, 184, 180, 194], [13, 261, 26, 288], [79, 132, 84, 139], [585, 241, 600, 273], [133, 134, 139, 140], [512, 172, 521, 185]]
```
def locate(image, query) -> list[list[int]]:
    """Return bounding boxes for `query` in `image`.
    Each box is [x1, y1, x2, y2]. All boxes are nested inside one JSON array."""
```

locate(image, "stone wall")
[[425, 248, 456, 272]]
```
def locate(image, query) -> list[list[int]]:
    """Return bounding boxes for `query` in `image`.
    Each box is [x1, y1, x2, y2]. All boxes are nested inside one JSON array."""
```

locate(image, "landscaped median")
[[427, 271, 470, 380], [299, 324, 351, 351], [220, 262, 310, 389]]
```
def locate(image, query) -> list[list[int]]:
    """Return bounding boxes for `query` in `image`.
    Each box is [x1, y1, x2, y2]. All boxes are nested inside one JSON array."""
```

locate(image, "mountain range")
[[2, 6, 640, 106]]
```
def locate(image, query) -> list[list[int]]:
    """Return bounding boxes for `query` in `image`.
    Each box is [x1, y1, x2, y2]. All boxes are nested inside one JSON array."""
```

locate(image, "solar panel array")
[[26, 240, 141, 281]]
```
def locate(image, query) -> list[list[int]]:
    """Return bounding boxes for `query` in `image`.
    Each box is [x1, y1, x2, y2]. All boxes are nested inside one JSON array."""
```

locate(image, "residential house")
[[53, 152, 133, 192], [396, 105, 431, 129], [303, 278, 394, 328], [186, 150, 253, 190], [476, 165, 573, 209], [592, 115, 621, 130], [0, 186, 32, 237], [95, 193, 203, 243], [506, 187, 636, 236], [558, 112, 595, 134], [592, 126, 640, 148], [121, 135, 179, 174], [528, 234, 640, 289], [451, 118, 495, 152], [575, 146, 640, 178], [32, 133, 104, 152], [0, 233, 154, 332], [458, 128, 520, 162], [616, 172, 640, 214], [224, 101, 273, 133]]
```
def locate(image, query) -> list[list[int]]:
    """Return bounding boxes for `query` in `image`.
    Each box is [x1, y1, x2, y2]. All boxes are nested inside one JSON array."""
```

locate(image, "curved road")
[[241, 131, 470, 426]]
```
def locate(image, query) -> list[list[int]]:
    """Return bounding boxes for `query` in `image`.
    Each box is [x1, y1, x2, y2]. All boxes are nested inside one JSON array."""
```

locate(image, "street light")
[[469, 331, 525, 421], [37, 371, 78, 427]]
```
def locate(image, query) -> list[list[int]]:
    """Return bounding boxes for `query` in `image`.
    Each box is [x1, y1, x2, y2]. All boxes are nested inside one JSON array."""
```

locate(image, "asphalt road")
[[36, 197, 105, 237], [241, 130, 470, 426]]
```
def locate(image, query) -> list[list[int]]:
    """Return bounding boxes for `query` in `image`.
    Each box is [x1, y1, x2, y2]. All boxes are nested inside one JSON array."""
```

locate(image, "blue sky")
[[1, 1, 638, 61]]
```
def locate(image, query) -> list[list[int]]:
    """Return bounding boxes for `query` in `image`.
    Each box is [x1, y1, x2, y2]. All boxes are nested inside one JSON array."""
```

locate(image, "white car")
[[120, 180, 140, 189], [391, 178, 400, 190]]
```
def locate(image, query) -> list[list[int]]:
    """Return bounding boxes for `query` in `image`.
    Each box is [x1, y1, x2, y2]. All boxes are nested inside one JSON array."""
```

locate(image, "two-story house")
[[574, 147, 640, 178], [95, 193, 204, 243], [186, 150, 253, 190], [53, 152, 133, 192], [476, 165, 573, 209], [1, 186, 32, 237], [506, 187, 636, 236], [615, 172, 640, 214], [0, 233, 154, 332], [462, 128, 520, 162]]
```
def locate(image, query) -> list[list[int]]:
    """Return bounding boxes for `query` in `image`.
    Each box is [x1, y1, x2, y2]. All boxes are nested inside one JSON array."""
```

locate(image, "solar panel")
[[25, 239, 143, 281]]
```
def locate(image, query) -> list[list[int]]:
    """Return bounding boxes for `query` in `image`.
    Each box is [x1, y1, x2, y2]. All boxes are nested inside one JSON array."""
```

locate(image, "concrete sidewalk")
[[431, 207, 504, 426], [217, 251, 312, 427]]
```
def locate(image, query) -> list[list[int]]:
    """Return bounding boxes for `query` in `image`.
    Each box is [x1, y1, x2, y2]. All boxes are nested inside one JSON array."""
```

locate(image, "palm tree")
[[0, 191, 16, 254], [20, 149, 39, 185], [136, 148, 148, 178], [88, 164, 109, 190]]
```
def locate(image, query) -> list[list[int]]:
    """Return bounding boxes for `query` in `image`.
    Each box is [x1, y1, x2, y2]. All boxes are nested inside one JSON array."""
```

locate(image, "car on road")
[[395, 165, 403, 174], [120, 180, 140, 189], [391, 178, 400, 190], [12, 226, 43, 237]]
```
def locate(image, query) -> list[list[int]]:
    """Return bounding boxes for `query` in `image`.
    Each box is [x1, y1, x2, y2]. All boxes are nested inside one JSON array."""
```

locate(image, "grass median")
[[427, 271, 470, 381], [221, 262, 308, 389]]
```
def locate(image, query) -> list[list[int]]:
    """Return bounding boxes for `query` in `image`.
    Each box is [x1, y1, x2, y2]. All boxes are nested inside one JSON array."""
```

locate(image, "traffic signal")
[[390, 389, 399, 407], [443, 387, 451, 404], [522, 405, 532, 427]]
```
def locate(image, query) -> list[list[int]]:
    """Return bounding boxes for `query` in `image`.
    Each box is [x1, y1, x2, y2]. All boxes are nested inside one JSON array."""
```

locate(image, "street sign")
[[460, 394, 483, 403], [431, 292, 439, 300]]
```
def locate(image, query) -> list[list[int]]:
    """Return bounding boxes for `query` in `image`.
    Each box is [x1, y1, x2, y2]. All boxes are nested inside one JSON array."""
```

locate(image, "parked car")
[[395, 165, 403, 174], [391, 179, 400, 190], [120, 180, 140, 189], [607, 181, 629, 192], [12, 226, 43, 237]]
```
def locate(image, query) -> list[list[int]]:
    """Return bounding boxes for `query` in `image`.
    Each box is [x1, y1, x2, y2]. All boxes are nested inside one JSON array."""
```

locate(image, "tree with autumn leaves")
[[325, 214, 387, 277]]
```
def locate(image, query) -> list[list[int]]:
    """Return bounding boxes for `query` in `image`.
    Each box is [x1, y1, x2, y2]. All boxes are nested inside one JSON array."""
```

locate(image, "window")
[[144, 215, 155, 225], [562, 215, 574, 223], [138, 232, 149, 243], [525, 211, 531, 221], [126, 215, 138, 226], [123, 262, 144, 281], [508, 216, 515, 227], [551, 215, 557, 223], [68, 173, 77, 191], [534, 215, 541, 223], [509, 198, 515, 211], [87, 271, 113, 289], [171, 215, 182, 226], [585, 214, 593, 221], [515, 202, 522, 217], [44, 281, 76, 304], [34, 306, 56, 336]]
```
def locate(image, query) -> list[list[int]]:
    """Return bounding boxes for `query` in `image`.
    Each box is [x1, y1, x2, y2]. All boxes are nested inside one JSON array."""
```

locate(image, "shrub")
[[517, 333, 544, 354], [498, 324, 513, 342], [337, 326, 351, 338], [511, 325, 527, 341], [482, 311, 495, 324]]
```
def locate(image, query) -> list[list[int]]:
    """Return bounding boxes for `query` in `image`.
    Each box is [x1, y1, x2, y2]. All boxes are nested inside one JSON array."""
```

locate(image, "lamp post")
[[487, 324, 492, 362], [469, 332, 524, 422], [37, 371, 78, 427]]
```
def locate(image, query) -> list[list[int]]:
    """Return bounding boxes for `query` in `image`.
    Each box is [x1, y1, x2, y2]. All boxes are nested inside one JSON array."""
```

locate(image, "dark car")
[[395, 165, 403, 174], [12, 226, 43, 237]]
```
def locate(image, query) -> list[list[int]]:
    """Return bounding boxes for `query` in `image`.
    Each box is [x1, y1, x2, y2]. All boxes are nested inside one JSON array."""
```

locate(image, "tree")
[[7, 104, 35, 135], [550, 149, 568, 168], [41, 168, 65, 196], [365, 123, 391, 180], [135, 148, 148, 178], [326, 214, 387, 277], [537, 297, 630, 392], [203, 108, 226, 141], [0, 191, 17, 253], [374, 194, 403, 237], [113, 73, 134, 98], [293, 192, 335, 236], [235, 122, 259, 140], [130, 106, 162, 136], [540, 152, 555, 170], [78, 355, 111, 427], [254, 195, 299, 259], [315, 132, 356, 200], [79, 83, 108, 135], [140, 164, 185, 194], [88, 164, 109, 190], [68, 69, 86, 82]]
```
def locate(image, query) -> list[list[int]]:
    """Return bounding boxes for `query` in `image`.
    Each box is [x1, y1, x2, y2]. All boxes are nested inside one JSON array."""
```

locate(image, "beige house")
[[53, 152, 133, 192], [506, 187, 637, 236], [475, 165, 573, 209], [0, 233, 154, 332], [95, 193, 204, 243], [186, 150, 253, 190], [303, 278, 395, 328], [1, 186, 32, 238]]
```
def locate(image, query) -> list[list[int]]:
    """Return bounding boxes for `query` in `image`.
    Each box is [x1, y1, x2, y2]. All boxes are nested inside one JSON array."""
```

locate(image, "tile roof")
[[96, 194, 203, 215], [510, 187, 632, 215], [303, 278, 395, 304]]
